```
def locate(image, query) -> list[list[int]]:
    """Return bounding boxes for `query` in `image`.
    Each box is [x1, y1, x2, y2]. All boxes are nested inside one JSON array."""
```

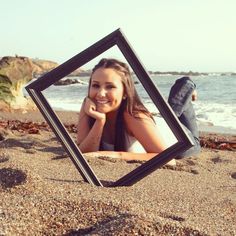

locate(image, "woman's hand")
[[83, 97, 106, 122], [192, 90, 198, 101]]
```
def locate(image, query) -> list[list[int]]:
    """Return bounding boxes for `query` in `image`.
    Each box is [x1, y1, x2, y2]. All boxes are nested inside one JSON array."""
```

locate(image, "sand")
[[0, 110, 236, 235]]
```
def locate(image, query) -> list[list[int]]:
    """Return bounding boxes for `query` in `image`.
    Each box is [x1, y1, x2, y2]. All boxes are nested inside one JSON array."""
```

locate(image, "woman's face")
[[89, 68, 125, 114]]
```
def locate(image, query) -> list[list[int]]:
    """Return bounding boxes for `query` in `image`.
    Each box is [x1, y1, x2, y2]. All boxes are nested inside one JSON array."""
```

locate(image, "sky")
[[1, 0, 236, 72]]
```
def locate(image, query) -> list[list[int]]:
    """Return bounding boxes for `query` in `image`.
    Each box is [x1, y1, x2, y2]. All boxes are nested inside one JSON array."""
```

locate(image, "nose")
[[97, 88, 107, 97]]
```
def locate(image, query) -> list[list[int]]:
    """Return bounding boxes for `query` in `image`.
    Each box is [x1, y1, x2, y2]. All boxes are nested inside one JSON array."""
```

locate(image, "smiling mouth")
[[96, 100, 110, 105]]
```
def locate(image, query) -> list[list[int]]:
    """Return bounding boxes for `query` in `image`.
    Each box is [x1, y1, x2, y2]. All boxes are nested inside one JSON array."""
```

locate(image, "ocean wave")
[[194, 102, 236, 130]]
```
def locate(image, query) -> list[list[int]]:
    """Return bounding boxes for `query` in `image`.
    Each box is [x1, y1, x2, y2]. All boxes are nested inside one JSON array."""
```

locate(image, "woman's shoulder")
[[123, 111, 155, 127]]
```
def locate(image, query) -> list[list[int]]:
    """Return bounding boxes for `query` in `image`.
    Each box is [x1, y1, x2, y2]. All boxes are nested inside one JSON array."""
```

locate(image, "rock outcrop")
[[31, 58, 59, 77], [0, 56, 58, 112]]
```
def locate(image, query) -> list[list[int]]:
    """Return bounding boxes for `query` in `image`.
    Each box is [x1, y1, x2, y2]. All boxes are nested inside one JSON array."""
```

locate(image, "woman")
[[77, 58, 200, 161]]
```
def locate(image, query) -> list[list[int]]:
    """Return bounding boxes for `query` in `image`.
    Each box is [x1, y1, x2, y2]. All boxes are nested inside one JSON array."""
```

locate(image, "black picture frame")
[[25, 28, 194, 187]]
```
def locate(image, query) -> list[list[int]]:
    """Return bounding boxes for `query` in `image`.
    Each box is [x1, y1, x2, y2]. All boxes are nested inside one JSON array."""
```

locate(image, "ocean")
[[24, 75, 236, 135]]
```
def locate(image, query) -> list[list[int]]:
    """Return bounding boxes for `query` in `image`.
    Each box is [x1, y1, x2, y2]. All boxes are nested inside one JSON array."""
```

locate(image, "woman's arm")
[[84, 151, 157, 161], [77, 98, 106, 152], [83, 112, 167, 162], [78, 105, 167, 161], [124, 112, 167, 154]]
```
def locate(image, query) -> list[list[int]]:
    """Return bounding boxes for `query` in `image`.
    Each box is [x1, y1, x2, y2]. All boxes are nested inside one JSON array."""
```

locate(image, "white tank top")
[[101, 117, 178, 153], [102, 132, 146, 153]]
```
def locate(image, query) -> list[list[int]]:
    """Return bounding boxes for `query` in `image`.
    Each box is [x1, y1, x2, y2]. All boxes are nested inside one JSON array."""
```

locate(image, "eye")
[[106, 84, 116, 89], [91, 83, 100, 88]]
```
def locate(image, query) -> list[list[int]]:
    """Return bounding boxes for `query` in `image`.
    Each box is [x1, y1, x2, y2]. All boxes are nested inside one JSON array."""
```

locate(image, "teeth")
[[97, 100, 109, 104]]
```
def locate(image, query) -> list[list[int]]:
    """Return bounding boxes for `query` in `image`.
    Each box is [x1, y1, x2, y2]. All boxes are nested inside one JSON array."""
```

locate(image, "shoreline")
[[0, 109, 235, 136], [198, 124, 236, 135]]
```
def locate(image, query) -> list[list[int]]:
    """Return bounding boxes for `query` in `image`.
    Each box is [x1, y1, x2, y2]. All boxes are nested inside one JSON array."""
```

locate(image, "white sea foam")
[[194, 101, 236, 130]]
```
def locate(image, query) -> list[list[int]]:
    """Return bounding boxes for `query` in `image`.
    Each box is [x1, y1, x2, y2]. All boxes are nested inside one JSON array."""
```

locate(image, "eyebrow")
[[91, 80, 116, 85]]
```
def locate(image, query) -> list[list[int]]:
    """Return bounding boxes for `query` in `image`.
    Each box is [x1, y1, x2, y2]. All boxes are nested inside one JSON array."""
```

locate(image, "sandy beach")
[[0, 110, 235, 235]]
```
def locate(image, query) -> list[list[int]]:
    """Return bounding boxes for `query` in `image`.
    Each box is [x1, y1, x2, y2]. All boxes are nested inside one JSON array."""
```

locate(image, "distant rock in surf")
[[54, 78, 88, 86]]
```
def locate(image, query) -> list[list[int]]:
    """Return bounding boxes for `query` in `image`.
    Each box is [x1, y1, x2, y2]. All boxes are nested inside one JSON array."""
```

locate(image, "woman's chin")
[[97, 107, 109, 113], [96, 104, 120, 114]]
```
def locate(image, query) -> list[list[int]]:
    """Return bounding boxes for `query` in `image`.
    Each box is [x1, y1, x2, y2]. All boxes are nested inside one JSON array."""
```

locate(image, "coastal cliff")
[[0, 56, 58, 111]]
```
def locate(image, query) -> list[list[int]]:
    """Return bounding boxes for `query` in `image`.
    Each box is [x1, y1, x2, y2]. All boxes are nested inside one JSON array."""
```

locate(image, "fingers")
[[83, 97, 106, 121], [84, 97, 95, 111], [192, 90, 198, 101], [84, 98, 94, 114]]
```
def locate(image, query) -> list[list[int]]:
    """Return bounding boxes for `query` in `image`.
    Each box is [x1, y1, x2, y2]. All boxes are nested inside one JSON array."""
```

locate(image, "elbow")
[[76, 141, 86, 153], [77, 144, 89, 153], [77, 143, 99, 153]]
